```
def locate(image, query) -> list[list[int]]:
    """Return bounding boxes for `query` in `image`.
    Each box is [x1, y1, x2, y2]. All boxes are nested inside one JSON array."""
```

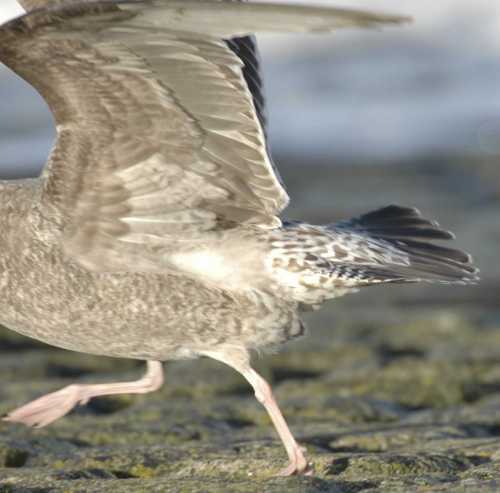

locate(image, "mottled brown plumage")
[[0, 0, 476, 476]]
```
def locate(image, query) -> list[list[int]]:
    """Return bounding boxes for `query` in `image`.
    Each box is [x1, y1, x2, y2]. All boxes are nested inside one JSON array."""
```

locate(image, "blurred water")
[[259, 0, 500, 161], [0, 0, 499, 176]]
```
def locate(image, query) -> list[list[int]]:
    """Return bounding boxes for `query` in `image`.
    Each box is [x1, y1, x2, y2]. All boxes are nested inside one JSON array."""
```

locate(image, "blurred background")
[[0, 2, 500, 489]]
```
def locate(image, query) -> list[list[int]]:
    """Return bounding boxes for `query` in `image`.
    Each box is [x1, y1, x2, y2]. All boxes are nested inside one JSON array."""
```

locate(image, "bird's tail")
[[333, 205, 479, 285]]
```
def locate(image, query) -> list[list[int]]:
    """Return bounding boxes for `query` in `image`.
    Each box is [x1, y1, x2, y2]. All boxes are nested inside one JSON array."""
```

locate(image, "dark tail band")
[[336, 205, 479, 285]]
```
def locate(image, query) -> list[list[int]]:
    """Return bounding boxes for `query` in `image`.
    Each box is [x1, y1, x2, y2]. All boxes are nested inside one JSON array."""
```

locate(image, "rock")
[[1, 160, 499, 492]]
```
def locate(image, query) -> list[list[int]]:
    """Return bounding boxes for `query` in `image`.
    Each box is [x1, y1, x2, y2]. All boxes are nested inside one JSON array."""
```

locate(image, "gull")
[[0, 0, 477, 476]]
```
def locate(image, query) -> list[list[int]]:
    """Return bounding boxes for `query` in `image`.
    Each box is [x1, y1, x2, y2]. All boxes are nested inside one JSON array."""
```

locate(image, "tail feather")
[[337, 205, 455, 240], [360, 226, 454, 241], [335, 205, 479, 285], [391, 239, 474, 270]]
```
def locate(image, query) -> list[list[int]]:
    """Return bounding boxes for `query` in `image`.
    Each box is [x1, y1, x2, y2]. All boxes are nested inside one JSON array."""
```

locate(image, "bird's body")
[[0, 0, 477, 476], [1, 180, 471, 360], [0, 182, 301, 359]]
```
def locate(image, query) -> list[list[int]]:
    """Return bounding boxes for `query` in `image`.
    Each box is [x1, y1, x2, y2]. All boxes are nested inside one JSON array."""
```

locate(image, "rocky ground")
[[0, 156, 499, 492]]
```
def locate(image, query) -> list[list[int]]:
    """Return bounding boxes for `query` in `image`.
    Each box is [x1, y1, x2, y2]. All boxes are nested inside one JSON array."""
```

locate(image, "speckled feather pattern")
[[265, 223, 404, 305], [0, 183, 304, 359]]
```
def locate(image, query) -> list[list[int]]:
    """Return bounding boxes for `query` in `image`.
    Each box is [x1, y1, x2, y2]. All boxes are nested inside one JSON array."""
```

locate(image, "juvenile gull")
[[0, 0, 477, 476]]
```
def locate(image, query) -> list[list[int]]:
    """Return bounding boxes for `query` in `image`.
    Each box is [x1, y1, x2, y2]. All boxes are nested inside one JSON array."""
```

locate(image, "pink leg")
[[3, 360, 163, 428], [204, 349, 310, 476]]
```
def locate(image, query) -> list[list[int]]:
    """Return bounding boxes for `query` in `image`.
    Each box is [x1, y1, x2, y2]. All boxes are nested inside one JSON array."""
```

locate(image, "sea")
[[0, 0, 499, 177]]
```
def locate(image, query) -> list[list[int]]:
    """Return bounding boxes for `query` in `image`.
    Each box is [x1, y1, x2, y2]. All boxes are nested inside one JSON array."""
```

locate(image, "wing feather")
[[1, 1, 409, 272]]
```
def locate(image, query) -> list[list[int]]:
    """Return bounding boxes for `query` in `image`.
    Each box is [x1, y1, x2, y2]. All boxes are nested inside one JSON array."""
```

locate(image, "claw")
[[277, 449, 311, 476]]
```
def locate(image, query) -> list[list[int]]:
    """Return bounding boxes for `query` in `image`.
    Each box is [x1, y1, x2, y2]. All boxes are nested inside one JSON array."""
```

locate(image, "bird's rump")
[[266, 205, 478, 308]]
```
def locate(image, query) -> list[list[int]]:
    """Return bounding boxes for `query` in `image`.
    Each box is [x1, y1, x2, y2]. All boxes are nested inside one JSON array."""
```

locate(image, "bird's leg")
[[3, 360, 163, 428], [204, 349, 309, 476], [243, 367, 309, 476]]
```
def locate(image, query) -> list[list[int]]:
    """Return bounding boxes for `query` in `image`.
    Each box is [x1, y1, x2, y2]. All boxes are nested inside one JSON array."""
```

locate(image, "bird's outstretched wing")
[[0, 1, 408, 272]]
